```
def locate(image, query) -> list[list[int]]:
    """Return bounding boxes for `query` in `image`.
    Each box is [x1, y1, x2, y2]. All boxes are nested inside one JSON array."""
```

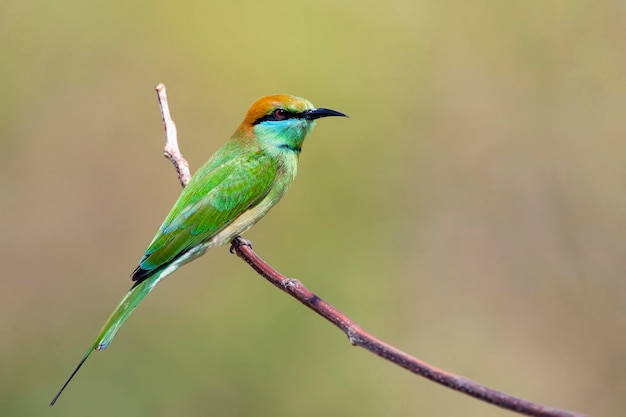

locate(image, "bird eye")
[[273, 109, 287, 120]]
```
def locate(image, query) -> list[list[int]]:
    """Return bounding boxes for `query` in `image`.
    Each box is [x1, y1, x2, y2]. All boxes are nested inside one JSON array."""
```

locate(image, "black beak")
[[303, 108, 348, 120]]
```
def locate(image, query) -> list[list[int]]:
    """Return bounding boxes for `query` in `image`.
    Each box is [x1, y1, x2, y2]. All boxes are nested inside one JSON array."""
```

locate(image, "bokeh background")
[[2, 1, 624, 416]]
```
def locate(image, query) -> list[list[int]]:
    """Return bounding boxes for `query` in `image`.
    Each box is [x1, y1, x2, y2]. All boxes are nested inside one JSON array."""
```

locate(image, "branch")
[[156, 83, 191, 187], [154, 84, 588, 417]]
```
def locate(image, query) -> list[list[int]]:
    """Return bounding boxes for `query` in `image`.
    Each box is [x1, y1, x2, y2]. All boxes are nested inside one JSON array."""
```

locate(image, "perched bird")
[[50, 94, 347, 405]]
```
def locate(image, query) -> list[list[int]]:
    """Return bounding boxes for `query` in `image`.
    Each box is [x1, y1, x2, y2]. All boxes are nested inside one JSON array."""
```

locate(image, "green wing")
[[132, 151, 279, 282]]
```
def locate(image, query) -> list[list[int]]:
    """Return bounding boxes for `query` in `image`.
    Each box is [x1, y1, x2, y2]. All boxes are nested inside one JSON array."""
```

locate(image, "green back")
[[134, 143, 279, 278]]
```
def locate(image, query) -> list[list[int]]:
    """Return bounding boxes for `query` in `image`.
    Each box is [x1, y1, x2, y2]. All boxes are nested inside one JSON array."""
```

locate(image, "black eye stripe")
[[253, 109, 301, 125]]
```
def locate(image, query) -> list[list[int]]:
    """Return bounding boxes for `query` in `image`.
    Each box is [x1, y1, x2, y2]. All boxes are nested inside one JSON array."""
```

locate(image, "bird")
[[50, 94, 347, 406]]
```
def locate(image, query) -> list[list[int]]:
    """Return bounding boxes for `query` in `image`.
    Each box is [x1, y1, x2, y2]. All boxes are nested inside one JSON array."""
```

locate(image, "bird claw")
[[230, 236, 253, 254]]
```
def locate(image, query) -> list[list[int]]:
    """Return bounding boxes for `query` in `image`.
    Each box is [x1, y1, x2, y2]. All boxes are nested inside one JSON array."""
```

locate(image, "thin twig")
[[156, 83, 191, 187], [154, 84, 589, 417], [229, 238, 586, 417]]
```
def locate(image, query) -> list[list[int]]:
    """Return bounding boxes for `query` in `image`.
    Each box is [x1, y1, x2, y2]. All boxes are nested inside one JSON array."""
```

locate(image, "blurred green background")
[[1, 1, 624, 416]]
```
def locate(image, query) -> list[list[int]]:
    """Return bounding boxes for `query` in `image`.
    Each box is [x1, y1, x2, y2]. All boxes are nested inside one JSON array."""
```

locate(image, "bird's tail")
[[93, 274, 164, 351], [50, 270, 166, 406]]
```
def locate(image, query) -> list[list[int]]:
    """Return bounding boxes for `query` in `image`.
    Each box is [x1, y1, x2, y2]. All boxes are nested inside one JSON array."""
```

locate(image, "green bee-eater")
[[50, 94, 347, 405]]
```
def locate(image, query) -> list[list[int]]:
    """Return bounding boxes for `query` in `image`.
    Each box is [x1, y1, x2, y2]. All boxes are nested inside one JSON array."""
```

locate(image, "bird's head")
[[235, 94, 347, 153]]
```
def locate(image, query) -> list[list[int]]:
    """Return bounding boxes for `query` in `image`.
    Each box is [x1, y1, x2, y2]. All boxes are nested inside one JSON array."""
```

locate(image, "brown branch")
[[154, 84, 589, 417]]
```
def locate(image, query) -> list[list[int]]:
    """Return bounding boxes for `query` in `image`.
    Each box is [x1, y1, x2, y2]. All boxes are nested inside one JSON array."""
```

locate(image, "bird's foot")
[[230, 236, 253, 254]]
